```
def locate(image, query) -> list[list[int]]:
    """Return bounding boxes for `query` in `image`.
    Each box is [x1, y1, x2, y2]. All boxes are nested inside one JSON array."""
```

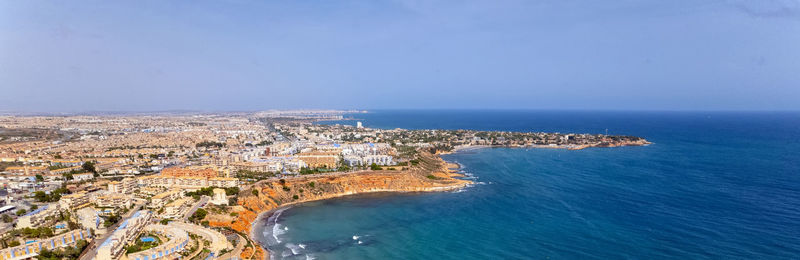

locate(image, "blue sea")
[[256, 110, 800, 259]]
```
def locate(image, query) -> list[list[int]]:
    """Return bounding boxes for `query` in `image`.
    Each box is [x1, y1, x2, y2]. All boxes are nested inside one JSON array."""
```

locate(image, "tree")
[[8, 240, 20, 247], [82, 161, 96, 173], [370, 163, 381, 170], [190, 208, 208, 223], [30, 205, 38, 210], [35, 174, 44, 182], [1, 214, 12, 223], [16, 209, 26, 216]]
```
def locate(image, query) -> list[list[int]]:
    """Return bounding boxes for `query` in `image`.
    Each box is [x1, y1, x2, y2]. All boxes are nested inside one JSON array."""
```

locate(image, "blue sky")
[[1, 0, 799, 112]]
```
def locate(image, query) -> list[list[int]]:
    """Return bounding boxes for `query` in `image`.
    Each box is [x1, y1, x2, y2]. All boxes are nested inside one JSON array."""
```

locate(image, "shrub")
[[292, 195, 299, 200]]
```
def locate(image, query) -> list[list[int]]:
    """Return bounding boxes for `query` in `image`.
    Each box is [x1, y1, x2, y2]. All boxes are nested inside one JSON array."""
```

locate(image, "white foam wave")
[[352, 235, 360, 240], [298, 244, 306, 249], [269, 207, 291, 244], [286, 243, 302, 255]]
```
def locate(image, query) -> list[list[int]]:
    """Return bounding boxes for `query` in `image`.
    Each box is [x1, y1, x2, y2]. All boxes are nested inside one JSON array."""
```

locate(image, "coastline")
[[213, 151, 470, 259], [234, 141, 649, 259]]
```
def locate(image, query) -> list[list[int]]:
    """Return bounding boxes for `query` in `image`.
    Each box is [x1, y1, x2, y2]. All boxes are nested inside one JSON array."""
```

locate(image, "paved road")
[[183, 196, 209, 221], [218, 234, 245, 260], [78, 204, 142, 260]]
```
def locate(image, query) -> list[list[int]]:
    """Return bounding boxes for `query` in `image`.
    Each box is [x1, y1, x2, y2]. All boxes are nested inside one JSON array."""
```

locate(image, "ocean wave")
[[268, 207, 291, 244], [286, 243, 302, 255]]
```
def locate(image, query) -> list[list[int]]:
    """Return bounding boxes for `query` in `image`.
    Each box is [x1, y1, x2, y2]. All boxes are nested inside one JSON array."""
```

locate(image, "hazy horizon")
[[2, 0, 799, 112]]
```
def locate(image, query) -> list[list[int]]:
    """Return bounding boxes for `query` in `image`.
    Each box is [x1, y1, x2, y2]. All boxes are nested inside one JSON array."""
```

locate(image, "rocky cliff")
[[206, 151, 470, 259]]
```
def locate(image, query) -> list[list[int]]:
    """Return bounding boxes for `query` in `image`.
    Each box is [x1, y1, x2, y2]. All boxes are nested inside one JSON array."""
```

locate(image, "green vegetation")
[[15, 209, 26, 216], [196, 141, 225, 148], [33, 187, 70, 202], [190, 208, 208, 223], [35, 174, 44, 182], [251, 189, 259, 196], [160, 219, 171, 225], [308, 182, 315, 188], [292, 195, 299, 200], [103, 214, 121, 228], [426, 175, 438, 180], [8, 240, 21, 247], [236, 169, 276, 180], [35, 239, 87, 260], [1, 214, 12, 223], [126, 235, 160, 254], [18, 227, 55, 238], [82, 161, 97, 173], [370, 163, 381, 170], [185, 186, 240, 199]]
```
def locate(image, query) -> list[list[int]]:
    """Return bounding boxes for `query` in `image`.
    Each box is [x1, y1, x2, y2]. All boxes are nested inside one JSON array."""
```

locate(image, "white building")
[[210, 188, 227, 206], [97, 210, 152, 260]]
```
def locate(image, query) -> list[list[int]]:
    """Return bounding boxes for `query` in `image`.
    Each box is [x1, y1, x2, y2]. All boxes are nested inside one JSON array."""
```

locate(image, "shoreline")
[[241, 141, 649, 259], [245, 153, 470, 260], [250, 187, 466, 259]]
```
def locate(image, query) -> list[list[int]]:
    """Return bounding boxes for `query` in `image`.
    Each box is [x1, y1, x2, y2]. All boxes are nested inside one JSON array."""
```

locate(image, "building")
[[4, 166, 48, 175], [149, 189, 183, 209], [210, 188, 227, 206], [295, 151, 339, 168], [49, 166, 83, 175], [343, 155, 395, 167], [161, 167, 217, 178], [59, 191, 91, 211], [17, 204, 60, 229], [49, 160, 84, 167], [162, 197, 193, 219], [107, 177, 137, 194], [356, 121, 363, 128], [138, 175, 238, 190], [97, 210, 152, 260], [72, 173, 94, 181], [96, 193, 133, 209], [0, 229, 92, 260], [127, 224, 189, 260]]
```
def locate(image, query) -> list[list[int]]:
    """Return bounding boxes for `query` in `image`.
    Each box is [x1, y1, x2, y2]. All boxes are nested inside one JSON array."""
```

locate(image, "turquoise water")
[[257, 110, 800, 259]]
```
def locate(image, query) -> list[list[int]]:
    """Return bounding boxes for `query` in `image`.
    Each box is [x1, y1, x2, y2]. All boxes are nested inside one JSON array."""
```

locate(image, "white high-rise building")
[[356, 121, 363, 128]]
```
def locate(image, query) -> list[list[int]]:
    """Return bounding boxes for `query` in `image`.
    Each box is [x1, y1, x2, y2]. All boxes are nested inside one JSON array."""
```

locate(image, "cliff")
[[206, 151, 470, 259]]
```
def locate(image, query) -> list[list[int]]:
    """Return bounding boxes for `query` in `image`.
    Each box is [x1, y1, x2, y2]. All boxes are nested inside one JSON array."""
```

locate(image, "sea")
[[254, 110, 800, 259]]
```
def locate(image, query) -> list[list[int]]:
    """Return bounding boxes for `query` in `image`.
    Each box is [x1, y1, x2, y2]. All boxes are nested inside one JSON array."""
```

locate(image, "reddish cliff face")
[[210, 151, 469, 233], [205, 152, 469, 259]]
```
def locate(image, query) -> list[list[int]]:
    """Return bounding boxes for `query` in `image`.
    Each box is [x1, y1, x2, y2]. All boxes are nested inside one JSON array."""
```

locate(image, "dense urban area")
[[0, 110, 649, 260]]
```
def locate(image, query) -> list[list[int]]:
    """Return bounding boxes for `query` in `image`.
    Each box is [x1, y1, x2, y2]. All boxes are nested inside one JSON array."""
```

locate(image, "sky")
[[1, 0, 799, 112]]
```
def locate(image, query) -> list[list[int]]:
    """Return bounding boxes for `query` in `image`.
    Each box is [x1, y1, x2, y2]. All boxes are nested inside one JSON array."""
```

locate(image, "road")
[[183, 196, 209, 221], [78, 203, 142, 260], [218, 234, 245, 260]]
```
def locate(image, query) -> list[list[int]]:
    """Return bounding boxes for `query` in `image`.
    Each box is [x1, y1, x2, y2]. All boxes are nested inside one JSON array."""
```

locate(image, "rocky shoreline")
[[206, 151, 470, 259]]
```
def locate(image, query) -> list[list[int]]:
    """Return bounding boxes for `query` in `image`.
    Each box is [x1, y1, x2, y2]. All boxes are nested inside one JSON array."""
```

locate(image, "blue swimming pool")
[[140, 237, 155, 243]]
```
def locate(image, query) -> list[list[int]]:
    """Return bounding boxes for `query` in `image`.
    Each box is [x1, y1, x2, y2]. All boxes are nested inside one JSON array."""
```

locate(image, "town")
[[0, 110, 648, 260]]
